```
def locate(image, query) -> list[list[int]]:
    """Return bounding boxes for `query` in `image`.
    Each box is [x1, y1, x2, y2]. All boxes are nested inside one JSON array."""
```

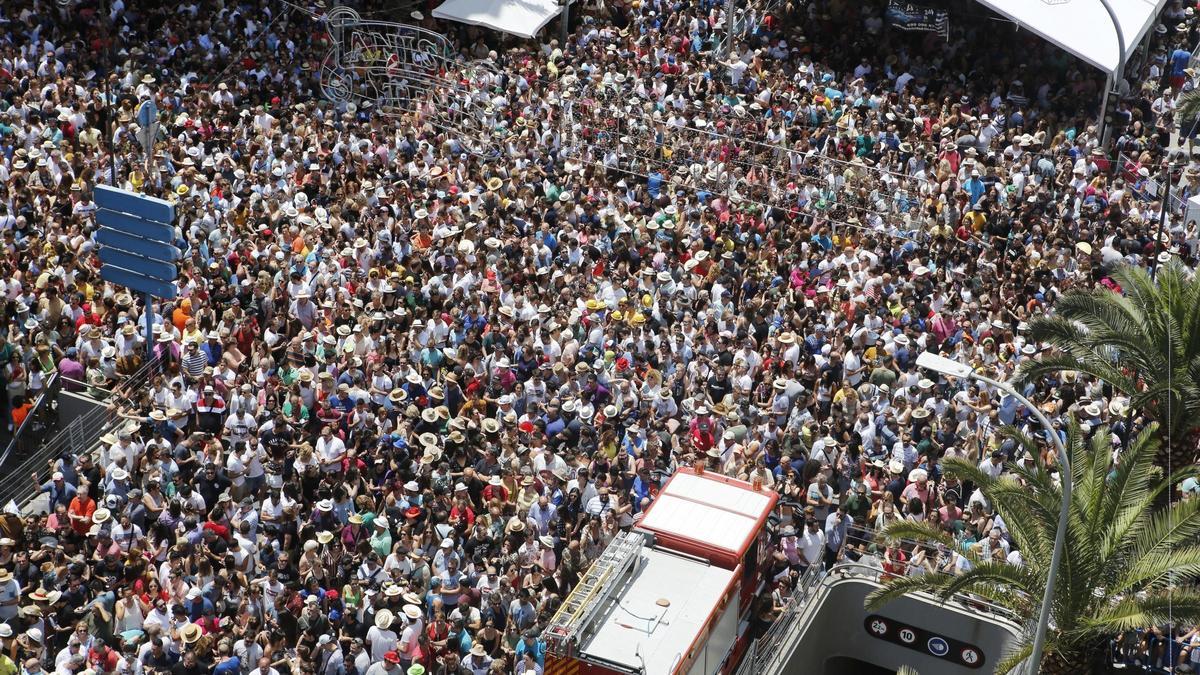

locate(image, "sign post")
[[93, 185, 179, 357], [135, 99, 158, 168], [144, 292, 154, 363]]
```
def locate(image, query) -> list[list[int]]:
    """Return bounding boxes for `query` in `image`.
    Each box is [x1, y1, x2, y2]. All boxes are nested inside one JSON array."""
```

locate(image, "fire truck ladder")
[[545, 531, 646, 656]]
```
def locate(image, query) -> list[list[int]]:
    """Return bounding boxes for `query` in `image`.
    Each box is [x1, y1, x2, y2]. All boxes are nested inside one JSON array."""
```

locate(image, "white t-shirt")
[[366, 626, 398, 661], [316, 435, 346, 469], [978, 458, 1003, 480], [798, 527, 825, 565]]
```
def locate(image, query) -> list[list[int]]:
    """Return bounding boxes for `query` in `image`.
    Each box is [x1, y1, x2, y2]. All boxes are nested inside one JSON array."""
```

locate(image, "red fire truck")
[[544, 466, 778, 675]]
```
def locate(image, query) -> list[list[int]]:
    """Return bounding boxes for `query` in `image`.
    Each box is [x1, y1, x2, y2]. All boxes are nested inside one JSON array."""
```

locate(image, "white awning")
[[432, 0, 566, 39], [973, 0, 1168, 74]]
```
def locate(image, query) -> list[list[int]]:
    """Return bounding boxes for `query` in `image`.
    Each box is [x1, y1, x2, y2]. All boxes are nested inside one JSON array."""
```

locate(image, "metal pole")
[[723, 0, 738, 61], [106, 2, 119, 186], [105, 74, 116, 186], [560, 0, 569, 49], [973, 372, 1071, 675], [1097, 0, 1127, 150], [1151, 160, 1172, 279], [143, 292, 154, 360]]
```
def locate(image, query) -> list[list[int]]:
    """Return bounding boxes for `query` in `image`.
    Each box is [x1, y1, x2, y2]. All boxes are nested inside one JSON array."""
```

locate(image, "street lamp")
[[1041, 0, 1126, 148], [915, 351, 1071, 675], [1094, 0, 1127, 150]]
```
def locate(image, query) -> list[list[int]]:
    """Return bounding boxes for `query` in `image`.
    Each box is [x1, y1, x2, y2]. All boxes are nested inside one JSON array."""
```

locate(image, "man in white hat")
[[366, 609, 398, 662]]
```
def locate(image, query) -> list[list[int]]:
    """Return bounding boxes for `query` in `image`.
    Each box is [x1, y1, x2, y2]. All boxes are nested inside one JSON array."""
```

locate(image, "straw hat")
[[181, 624, 203, 644], [375, 609, 395, 629]]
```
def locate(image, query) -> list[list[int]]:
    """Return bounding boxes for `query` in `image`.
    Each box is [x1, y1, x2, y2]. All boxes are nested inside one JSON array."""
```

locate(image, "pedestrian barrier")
[[0, 357, 160, 512], [0, 370, 61, 471]]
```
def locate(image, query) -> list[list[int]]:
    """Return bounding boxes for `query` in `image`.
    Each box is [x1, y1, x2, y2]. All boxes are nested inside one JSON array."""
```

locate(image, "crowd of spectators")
[[0, 0, 1198, 673]]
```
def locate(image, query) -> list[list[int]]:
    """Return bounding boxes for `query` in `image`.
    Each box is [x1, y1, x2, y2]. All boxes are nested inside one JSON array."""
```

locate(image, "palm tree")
[[1016, 259, 1200, 466], [1176, 88, 1200, 134], [864, 422, 1200, 673]]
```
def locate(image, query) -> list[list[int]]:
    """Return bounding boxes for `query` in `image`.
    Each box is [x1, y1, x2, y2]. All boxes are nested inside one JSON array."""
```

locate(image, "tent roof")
[[432, 0, 566, 39], [973, 0, 1168, 74]]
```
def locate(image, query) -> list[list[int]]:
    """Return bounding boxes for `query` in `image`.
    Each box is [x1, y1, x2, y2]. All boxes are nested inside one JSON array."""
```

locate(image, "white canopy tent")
[[972, 0, 1168, 74], [432, 0, 567, 39]]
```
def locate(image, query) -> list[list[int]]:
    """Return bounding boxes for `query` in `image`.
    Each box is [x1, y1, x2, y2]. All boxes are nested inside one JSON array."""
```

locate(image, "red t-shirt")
[[68, 496, 96, 534]]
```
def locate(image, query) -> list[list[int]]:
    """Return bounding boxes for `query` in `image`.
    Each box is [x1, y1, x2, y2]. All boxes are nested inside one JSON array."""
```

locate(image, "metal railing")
[[0, 370, 62, 469], [735, 524, 1025, 674], [0, 356, 161, 510], [736, 559, 827, 675], [1114, 152, 1187, 214]]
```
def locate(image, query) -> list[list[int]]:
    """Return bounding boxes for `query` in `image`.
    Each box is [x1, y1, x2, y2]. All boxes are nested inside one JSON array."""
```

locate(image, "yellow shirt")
[[964, 210, 987, 233]]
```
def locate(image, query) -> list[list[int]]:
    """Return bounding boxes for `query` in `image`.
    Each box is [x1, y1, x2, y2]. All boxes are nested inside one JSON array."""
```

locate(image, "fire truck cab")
[[544, 467, 778, 675]]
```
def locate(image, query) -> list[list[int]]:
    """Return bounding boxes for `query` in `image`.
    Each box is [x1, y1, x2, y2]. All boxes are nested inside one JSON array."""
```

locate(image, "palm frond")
[[876, 520, 957, 548], [1179, 90, 1200, 126], [863, 572, 957, 612], [1114, 547, 1200, 594], [992, 641, 1034, 675], [1081, 590, 1200, 633], [1130, 496, 1200, 565], [933, 561, 1040, 602], [1021, 263, 1200, 446], [865, 418, 1200, 671]]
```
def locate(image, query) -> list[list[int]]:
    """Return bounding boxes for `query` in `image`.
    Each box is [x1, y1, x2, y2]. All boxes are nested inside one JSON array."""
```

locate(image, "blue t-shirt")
[[214, 656, 241, 675], [1173, 48, 1192, 76], [647, 172, 663, 199], [515, 639, 546, 667]]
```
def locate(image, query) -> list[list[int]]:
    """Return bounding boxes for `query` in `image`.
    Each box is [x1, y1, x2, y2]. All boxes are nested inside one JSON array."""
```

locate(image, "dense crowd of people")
[[0, 0, 1198, 672]]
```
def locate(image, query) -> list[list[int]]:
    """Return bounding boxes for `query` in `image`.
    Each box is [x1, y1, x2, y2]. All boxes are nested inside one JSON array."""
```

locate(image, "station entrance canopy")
[[973, 0, 1168, 74]]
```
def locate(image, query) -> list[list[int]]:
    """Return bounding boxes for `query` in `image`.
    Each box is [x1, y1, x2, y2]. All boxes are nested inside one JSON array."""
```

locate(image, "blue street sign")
[[93, 185, 179, 361], [99, 265, 178, 300], [136, 100, 158, 127], [95, 208, 175, 243], [96, 228, 182, 262], [97, 248, 177, 283], [928, 637, 949, 657], [94, 185, 174, 225]]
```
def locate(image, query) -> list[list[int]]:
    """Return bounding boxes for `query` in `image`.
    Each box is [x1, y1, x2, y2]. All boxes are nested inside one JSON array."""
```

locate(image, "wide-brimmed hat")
[[375, 609, 395, 629], [181, 624, 203, 644]]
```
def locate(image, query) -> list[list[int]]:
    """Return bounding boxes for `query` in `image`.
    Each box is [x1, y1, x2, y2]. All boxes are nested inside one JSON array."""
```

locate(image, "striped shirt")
[[182, 350, 208, 378]]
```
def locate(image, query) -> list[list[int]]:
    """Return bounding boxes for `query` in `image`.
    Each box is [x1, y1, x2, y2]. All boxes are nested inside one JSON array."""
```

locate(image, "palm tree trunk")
[[1154, 429, 1200, 479]]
